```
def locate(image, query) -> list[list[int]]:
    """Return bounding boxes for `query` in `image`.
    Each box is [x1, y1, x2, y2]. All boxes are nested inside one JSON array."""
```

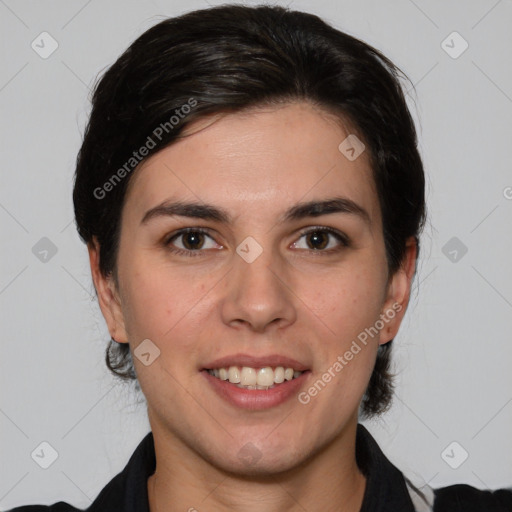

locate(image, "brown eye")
[[305, 231, 329, 250], [180, 231, 206, 250], [292, 227, 349, 252], [165, 228, 222, 256]]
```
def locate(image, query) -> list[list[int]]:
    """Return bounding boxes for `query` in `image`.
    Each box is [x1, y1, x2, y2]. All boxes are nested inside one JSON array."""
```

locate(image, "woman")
[[9, 4, 511, 512]]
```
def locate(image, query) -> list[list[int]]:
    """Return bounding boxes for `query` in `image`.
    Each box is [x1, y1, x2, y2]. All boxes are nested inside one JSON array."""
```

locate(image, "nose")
[[220, 244, 297, 333]]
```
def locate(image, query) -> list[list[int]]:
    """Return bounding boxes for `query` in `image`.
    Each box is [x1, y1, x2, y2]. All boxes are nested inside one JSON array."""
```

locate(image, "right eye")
[[165, 228, 223, 257]]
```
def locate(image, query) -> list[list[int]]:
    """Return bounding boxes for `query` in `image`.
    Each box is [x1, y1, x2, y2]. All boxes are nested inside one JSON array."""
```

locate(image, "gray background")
[[1, 0, 511, 508]]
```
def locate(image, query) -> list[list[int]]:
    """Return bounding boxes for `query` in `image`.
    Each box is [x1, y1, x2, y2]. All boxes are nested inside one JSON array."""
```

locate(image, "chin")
[[199, 433, 314, 477], [212, 449, 307, 478]]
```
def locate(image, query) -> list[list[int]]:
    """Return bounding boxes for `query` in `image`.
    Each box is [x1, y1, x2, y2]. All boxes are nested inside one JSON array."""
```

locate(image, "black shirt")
[[8, 424, 512, 511]]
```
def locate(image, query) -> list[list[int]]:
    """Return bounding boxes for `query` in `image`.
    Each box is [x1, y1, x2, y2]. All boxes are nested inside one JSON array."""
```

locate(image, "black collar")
[[87, 424, 416, 511], [356, 424, 417, 511]]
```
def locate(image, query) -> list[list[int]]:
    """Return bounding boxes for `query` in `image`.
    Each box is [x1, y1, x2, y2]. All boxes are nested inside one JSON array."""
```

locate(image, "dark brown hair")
[[73, 4, 426, 417]]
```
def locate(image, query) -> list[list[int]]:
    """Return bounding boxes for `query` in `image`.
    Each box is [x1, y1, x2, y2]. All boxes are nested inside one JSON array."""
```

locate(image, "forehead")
[[123, 102, 380, 226]]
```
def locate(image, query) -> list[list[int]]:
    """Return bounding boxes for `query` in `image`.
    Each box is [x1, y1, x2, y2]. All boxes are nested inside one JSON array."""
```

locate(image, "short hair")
[[73, 4, 426, 418]]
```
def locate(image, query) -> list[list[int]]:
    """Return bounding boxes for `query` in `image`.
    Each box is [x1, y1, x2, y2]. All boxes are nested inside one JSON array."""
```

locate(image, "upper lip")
[[203, 353, 309, 371]]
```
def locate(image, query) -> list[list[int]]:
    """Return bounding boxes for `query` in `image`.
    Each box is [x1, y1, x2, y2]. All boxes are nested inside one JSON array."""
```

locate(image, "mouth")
[[201, 354, 311, 410]]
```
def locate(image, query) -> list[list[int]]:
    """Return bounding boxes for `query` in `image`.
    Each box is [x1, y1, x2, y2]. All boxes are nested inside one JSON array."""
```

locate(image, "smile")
[[207, 366, 303, 389]]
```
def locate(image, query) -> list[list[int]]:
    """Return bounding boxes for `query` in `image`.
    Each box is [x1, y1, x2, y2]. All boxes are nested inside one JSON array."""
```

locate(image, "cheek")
[[120, 259, 215, 353], [300, 284, 380, 422], [310, 267, 386, 335], [300, 268, 385, 394]]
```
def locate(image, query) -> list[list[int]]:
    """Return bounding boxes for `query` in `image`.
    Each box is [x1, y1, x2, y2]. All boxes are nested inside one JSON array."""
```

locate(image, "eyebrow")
[[140, 196, 371, 226]]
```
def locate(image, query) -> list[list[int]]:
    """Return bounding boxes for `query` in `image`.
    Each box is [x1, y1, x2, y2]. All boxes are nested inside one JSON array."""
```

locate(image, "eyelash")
[[164, 226, 350, 258]]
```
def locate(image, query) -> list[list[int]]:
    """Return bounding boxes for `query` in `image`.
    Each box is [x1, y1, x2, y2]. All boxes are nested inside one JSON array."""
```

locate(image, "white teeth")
[[240, 367, 257, 386], [228, 366, 241, 383], [208, 365, 304, 388], [284, 368, 294, 381], [274, 366, 285, 383], [256, 367, 274, 387]]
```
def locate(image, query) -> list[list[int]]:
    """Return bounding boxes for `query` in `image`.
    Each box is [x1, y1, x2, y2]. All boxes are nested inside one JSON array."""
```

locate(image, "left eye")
[[291, 228, 349, 251]]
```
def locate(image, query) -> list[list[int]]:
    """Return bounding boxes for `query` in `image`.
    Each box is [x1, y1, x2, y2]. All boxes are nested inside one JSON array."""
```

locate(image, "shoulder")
[[5, 503, 79, 512], [433, 484, 512, 512]]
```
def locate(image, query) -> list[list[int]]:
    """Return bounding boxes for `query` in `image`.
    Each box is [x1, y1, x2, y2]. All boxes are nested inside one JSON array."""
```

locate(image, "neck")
[[147, 419, 366, 512]]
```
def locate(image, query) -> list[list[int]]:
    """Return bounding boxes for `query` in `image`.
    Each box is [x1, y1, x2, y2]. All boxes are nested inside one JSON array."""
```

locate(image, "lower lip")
[[202, 370, 310, 410]]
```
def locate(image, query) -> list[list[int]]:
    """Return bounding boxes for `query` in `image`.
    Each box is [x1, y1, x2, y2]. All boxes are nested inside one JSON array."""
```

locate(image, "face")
[[90, 102, 415, 475]]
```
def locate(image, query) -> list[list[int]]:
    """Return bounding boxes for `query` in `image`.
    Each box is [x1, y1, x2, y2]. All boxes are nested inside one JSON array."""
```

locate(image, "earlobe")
[[379, 237, 418, 345], [87, 238, 128, 344]]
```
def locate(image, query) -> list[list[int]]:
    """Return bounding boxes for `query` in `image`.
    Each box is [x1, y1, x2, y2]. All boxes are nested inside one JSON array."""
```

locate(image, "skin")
[[89, 102, 417, 512]]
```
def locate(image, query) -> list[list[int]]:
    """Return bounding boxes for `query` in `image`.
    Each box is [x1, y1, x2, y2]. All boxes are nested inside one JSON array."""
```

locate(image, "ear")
[[379, 237, 417, 345], [88, 237, 128, 344]]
